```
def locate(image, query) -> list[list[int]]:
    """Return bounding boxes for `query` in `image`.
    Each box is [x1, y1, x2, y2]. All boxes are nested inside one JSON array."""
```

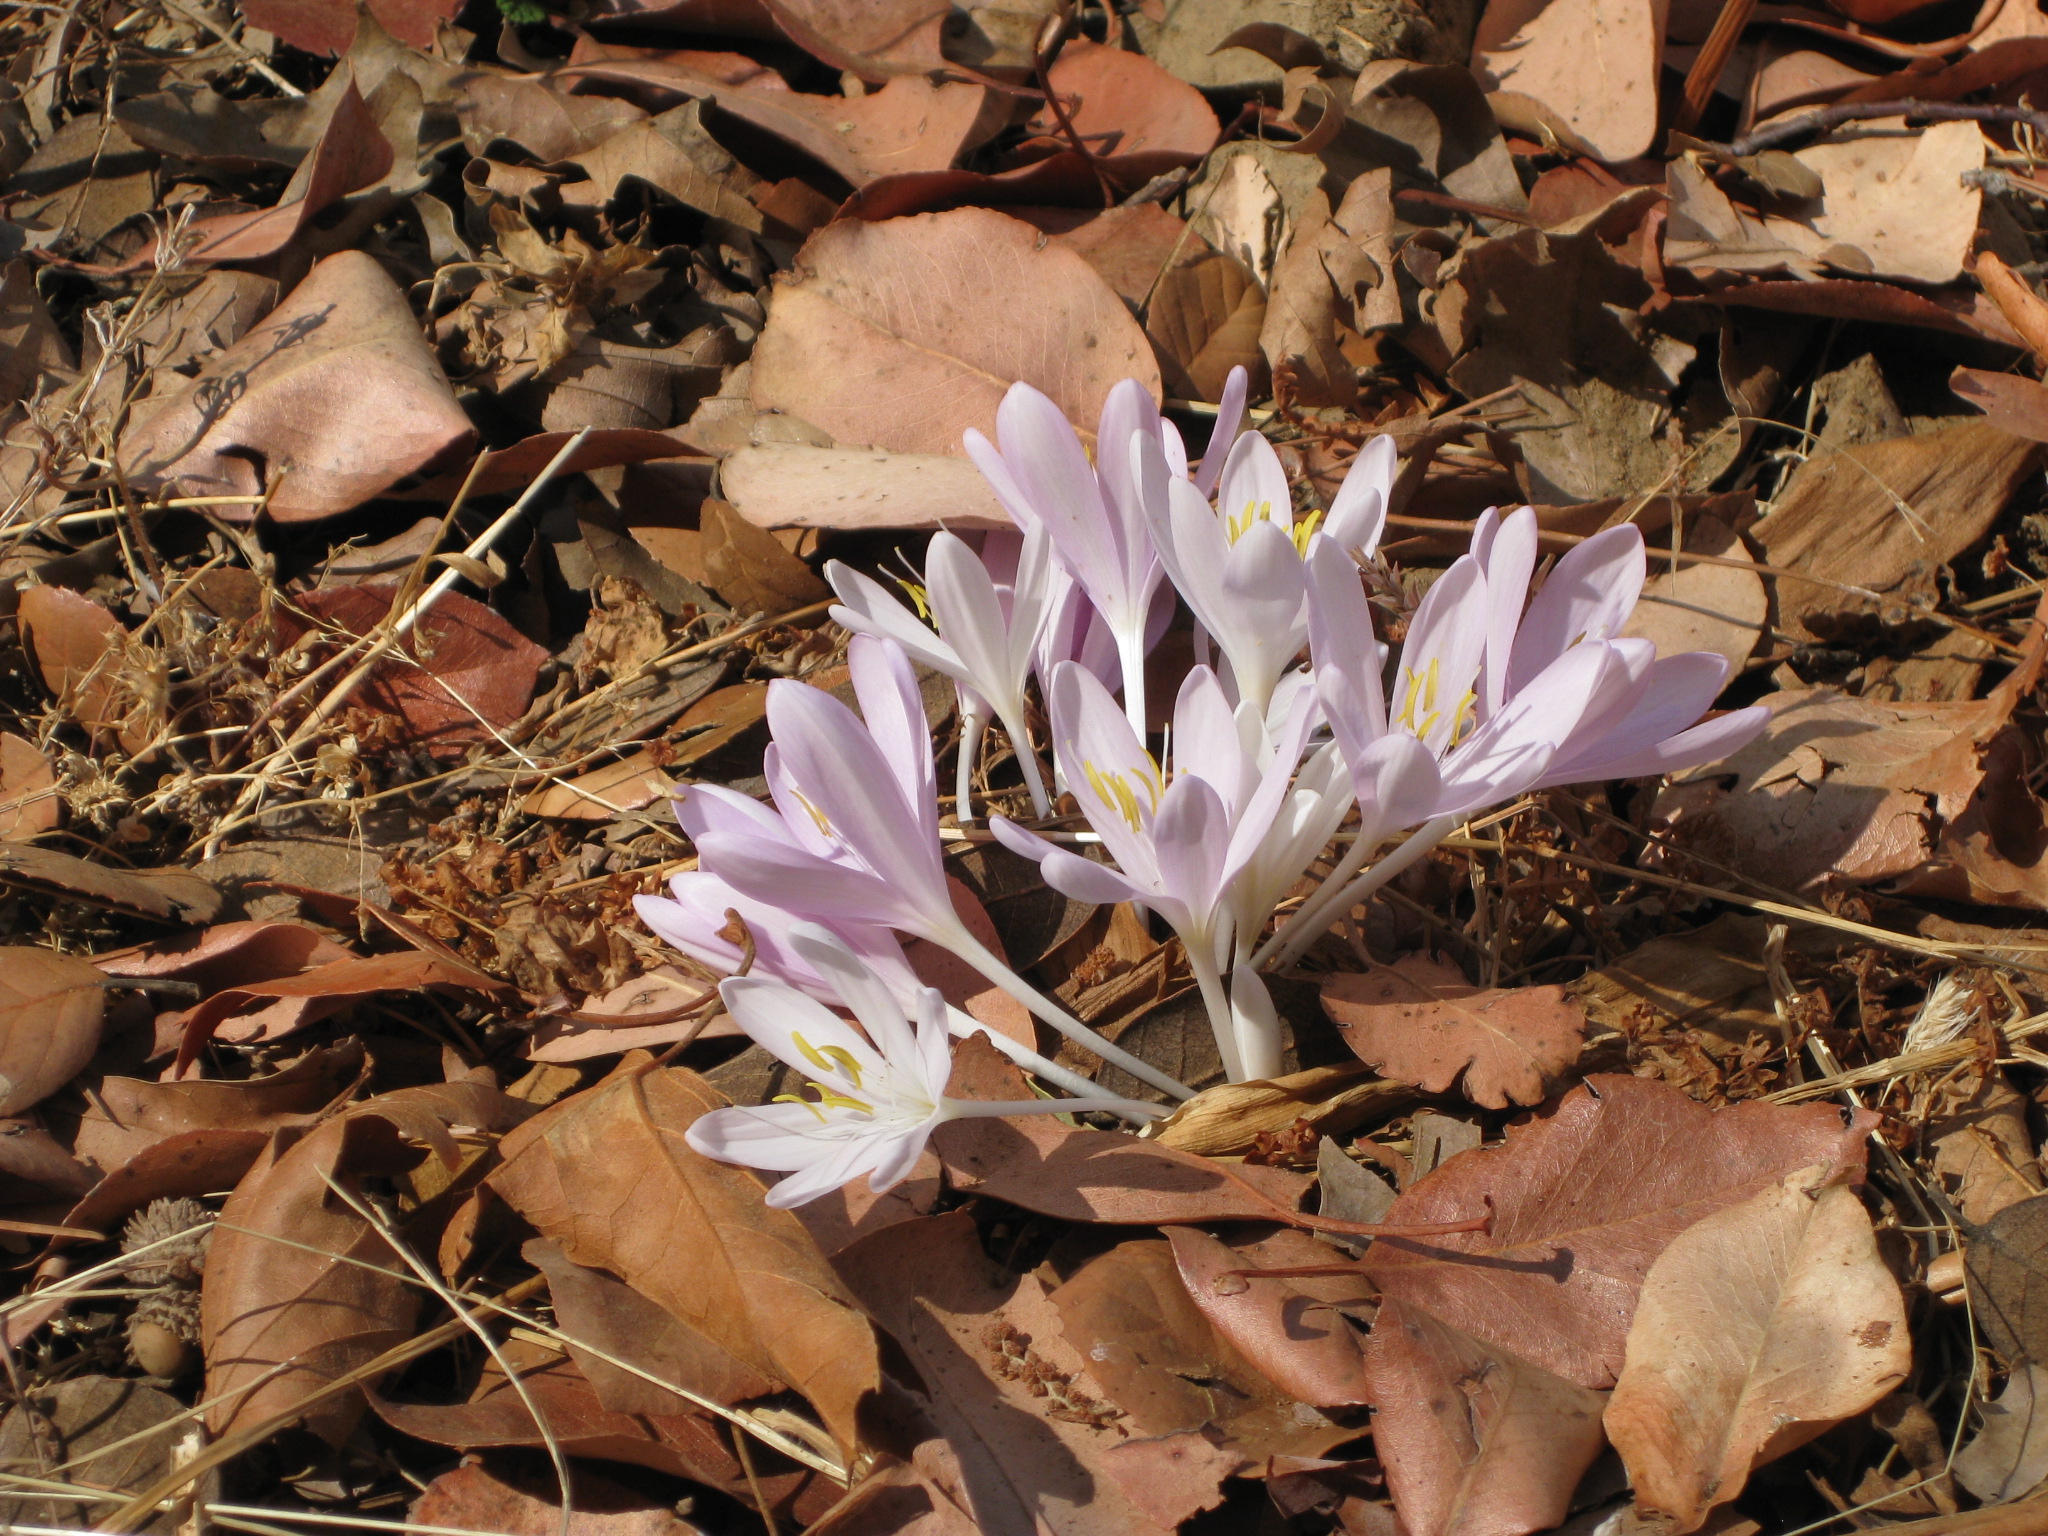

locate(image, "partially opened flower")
[[685, 927, 1163, 1208], [689, 634, 1193, 1100], [964, 380, 1170, 732], [826, 526, 1054, 817], [1262, 515, 1768, 967], [991, 663, 1311, 1081]]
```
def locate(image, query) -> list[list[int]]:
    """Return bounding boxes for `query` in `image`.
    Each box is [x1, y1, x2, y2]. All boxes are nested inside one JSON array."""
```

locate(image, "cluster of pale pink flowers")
[[636, 369, 1768, 1206]]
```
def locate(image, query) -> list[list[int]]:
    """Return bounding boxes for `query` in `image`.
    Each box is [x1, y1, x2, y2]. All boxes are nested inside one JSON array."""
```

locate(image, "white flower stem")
[[1115, 624, 1148, 739], [955, 706, 989, 821], [1184, 939, 1247, 1084], [997, 705, 1052, 819], [1256, 814, 1460, 971], [937, 925, 1196, 1100], [943, 1016, 1152, 1116], [943, 1096, 1167, 1122]]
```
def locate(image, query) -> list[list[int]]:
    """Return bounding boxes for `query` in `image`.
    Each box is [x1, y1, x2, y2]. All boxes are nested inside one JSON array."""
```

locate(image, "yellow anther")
[[1448, 688, 1478, 746], [809, 1085, 874, 1113], [793, 1031, 866, 1087], [1394, 658, 1443, 739], [1083, 752, 1166, 833], [894, 576, 934, 623], [1226, 499, 1276, 544], [791, 789, 833, 838], [1290, 509, 1324, 557]]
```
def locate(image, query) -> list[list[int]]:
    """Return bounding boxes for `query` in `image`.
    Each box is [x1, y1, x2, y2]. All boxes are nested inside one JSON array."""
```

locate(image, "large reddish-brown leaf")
[[1046, 1236, 1361, 1462], [0, 948, 108, 1117], [750, 208, 1159, 457], [119, 251, 476, 521], [834, 1211, 1189, 1536], [1165, 1226, 1371, 1407], [760, 0, 951, 78], [935, 1036, 1316, 1225], [1321, 955, 1586, 1109], [1363, 1298, 1610, 1536], [1473, 0, 1665, 162], [69, 1040, 363, 1174], [1360, 1074, 1877, 1387], [1604, 1165, 1911, 1532], [487, 1057, 880, 1457], [1020, 42, 1219, 182], [281, 583, 548, 756], [202, 1083, 529, 1445]]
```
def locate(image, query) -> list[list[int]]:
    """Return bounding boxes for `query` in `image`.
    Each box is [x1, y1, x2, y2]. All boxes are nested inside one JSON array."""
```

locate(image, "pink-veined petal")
[[719, 974, 886, 1084], [1048, 661, 1164, 882], [988, 817, 1154, 907], [1554, 704, 1770, 784], [696, 830, 939, 937], [1193, 366, 1249, 498], [962, 427, 1040, 535], [1151, 774, 1231, 938], [1347, 731, 1443, 844], [1306, 537, 1387, 748], [827, 562, 963, 682], [686, 1103, 863, 1172], [996, 383, 1123, 615], [849, 634, 936, 815], [1216, 517, 1310, 712], [785, 923, 923, 1071], [764, 1134, 904, 1208], [1476, 506, 1538, 718], [673, 781, 791, 844], [1215, 430, 1293, 542], [1390, 556, 1488, 756]]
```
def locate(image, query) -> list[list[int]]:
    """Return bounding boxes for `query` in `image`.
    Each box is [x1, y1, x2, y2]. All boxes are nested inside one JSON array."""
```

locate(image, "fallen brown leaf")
[[1364, 1297, 1609, 1536], [120, 250, 476, 520], [409, 1461, 704, 1536], [18, 584, 159, 753], [1474, 0, 1664, 161], [718, 443, 1012, 531], [1165, 1226, 1371, 1407], [1020, 41, 1219, 183], [0, 842, 219, 924], [0, 947, 107, 1116], [0, 1376, 211, 1535], [0, 730, 59, 838], [1362, 1074, 1876, 1386], [1322, 954, 1585, 1110], [1605, 1164, 1911, 1531], [1968, 1193, 2048, 1371], [487, 1056, 880, 1457], [750, 207, 1159, 455], [202, 1082, 529, 1445]]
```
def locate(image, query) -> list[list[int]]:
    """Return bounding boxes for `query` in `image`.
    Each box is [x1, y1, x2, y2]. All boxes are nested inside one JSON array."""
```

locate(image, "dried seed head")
[[121, 1196, 211, 1287]]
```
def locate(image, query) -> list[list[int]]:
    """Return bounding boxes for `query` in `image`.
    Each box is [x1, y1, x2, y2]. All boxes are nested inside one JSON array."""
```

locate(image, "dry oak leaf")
[[0, 948, 107, 1117], [202, 1082, 530, 1446], [120, 250, 476, 521], [1165, 1226, 1371, 1408], [1019, 41, 1220, 182], [487, 1056, 881, 1458], [1604, 1164, 1911, 1532], [1474, 0, 1665, 162], [1361, 1074, 1876, 1387], [241, 0, 460, 54], [1321, 954, 1585, 1109], [719, 443, 1012, 531], [833, 1209, 1186, 1536], [750, 207, 1160, 457], [1363, 1297, 1609, 1536]]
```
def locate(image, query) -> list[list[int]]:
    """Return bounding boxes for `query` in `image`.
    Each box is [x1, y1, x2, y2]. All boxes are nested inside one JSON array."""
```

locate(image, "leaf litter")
[[5, 0, 2048, 1532]]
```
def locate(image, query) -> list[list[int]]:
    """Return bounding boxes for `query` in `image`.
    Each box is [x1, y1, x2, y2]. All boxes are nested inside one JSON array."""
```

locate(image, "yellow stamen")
[[793, 1031, 865, 1088], [1083, 753, 1164, 832], [894, 576, 935, 623], [1226, 499, 1274, 544], [772, 1093, 830, 1123], [1394, 658, 1443, 740], [1290, 509, 1324, 557], [791, 789, 833, 838], [1448, 688, 1478, 746]]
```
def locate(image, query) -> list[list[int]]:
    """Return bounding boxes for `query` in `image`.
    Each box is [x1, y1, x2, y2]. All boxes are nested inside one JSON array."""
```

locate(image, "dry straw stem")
[[204, 430, 592, 856]]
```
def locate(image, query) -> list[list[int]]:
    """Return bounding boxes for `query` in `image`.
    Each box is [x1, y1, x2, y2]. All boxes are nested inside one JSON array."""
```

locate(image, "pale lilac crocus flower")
[[689, 634, 1193, 1100], [964, 379, 1171, 734], [1260, 514, 1769, 967], [826, 525, 1054, 818], [634, 827, 1120, 1103], [991, 663, 1311, 1081], [685, 926, 1162, 1208]]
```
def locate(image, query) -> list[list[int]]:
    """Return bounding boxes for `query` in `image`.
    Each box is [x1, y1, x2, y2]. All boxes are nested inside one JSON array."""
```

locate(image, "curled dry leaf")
[[1164, 1226, 1371, 1407], [487, 1056, 881, 1457], [750, 208, 1160, 456], [1955, 1362, 2048, 1504], [283, 583, 548, 756], [1363, 1297, 1609, 1536], [1966, 1192, 2048, 1371], [0, 947, 107, 1117], [1321, 955, 1585, 1110], [1148, 1064, 1415, 1158], [1362, 1074, 1876, 1387], [1604, 1164, 1912, 1531], [202, 1082, 529, 1446], [120, 250, 476, 521], [70, 1040, 364, 1174]]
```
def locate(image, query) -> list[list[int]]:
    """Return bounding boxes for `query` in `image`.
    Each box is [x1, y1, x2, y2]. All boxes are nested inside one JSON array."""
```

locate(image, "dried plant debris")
[[5, 0, 2048, 1532]]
